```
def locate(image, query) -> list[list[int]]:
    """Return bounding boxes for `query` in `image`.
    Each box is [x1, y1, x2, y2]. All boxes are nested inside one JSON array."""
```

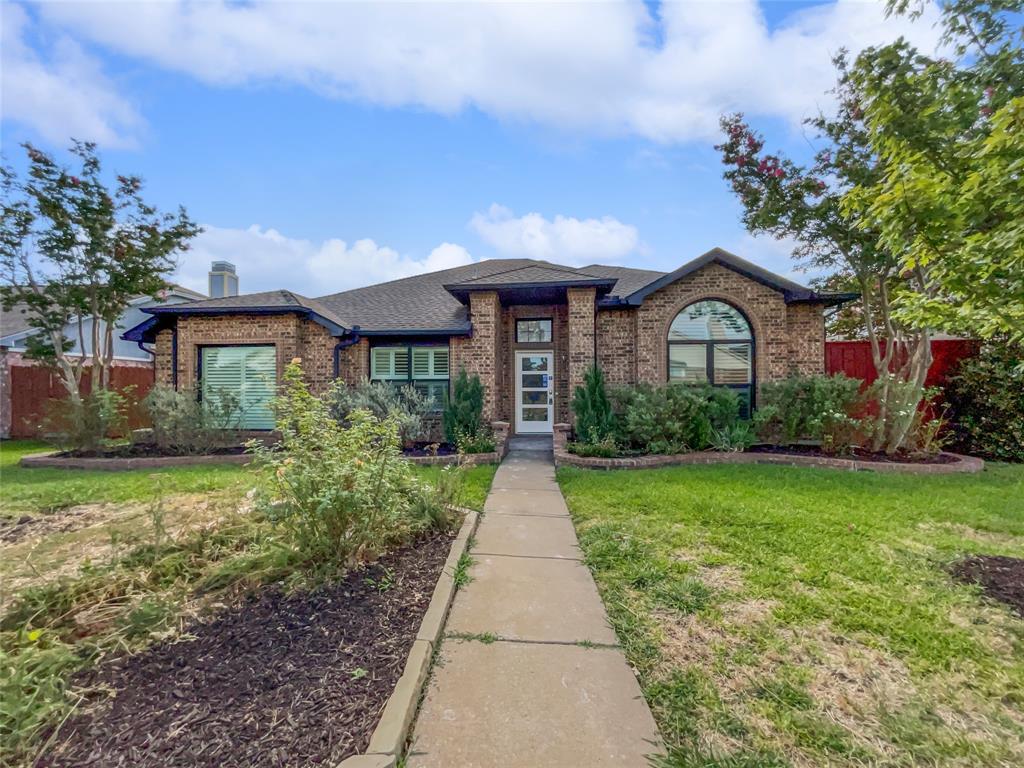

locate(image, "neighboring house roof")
[[1, 285, 205, 349], [122, 251, 856, 343]]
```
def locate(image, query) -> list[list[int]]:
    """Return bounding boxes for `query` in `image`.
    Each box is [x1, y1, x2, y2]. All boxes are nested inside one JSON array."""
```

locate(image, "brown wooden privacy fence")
[[6, 363, 154, 438], [825, 339, 979, 388]]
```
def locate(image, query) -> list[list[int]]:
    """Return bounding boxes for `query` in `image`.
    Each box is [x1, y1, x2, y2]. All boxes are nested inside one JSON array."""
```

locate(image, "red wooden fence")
[[825, 339, 979, 388], [7, 364, 155, 438]]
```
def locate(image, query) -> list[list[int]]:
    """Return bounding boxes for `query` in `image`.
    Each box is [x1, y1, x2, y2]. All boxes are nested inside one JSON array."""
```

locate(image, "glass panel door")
[[515, 352, 553, 433]]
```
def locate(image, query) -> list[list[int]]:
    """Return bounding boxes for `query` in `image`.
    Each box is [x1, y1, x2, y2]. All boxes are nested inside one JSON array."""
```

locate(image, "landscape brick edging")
[[403, 452, 500, 466], [338, 507, 481, 768], [553, 449, 984, 474], [19, 451, 253, 471]]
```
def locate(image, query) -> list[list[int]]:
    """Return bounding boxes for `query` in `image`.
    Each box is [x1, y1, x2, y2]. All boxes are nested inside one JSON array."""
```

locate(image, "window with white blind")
[[370, 344, 450, 409], [200, 345, 276, 430]]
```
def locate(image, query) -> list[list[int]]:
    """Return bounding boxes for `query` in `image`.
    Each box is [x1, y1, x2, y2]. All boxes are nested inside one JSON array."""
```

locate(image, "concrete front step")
[[408, 640, 662, 768], [447, 553, 617, 644]]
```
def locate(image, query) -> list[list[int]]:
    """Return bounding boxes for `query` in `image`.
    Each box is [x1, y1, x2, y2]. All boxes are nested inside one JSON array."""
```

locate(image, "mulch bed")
[[62, 444, 248, 459], [402, 441, 458, 458], [39, 531, 455, 768], [748, 444, 958, 464], [950, 555, 1024, 618]]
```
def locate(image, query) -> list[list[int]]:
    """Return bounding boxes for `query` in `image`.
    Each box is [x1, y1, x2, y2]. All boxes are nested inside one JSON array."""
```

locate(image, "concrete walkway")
[[408, 444, 663, 767]]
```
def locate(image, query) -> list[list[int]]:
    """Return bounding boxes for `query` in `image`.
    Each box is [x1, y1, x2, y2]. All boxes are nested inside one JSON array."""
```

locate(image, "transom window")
[[370, 344, 450, 409], [516, 319, 552, 343], [668, 300, 753, 416]]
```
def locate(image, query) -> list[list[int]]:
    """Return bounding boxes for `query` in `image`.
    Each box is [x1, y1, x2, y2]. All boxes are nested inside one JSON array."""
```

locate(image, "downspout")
[[333, 326, 361, 380], [171, 327, 178, 389], [137, 341, 155, 357]]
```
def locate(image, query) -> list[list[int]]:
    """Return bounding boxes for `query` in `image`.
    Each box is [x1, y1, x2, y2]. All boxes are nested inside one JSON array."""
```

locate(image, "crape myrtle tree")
[[717, 55, 936, 453], [0, 141, 200, 399], [846, 0, 1023, 342]]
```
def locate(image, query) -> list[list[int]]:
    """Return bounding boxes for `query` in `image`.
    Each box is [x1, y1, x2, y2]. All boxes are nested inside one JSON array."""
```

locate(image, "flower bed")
[[554, 426, 983, 473]]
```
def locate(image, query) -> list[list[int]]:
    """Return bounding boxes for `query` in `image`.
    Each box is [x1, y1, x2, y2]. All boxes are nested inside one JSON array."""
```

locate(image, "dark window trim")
[[666, 300, 756, 415], [515, 317, 553, 344], [368, 340, 451, 411]]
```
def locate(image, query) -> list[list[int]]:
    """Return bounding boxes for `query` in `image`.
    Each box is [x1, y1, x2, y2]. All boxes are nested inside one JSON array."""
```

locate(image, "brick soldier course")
[[126, 248, 854, 432]]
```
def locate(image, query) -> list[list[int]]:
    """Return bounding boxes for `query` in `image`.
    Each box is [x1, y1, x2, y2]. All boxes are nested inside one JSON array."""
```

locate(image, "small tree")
[[716, 55, 936, 453], [572, 365, 614, 443], [443, 369, 484, 444], [0, 141, 200, 399]]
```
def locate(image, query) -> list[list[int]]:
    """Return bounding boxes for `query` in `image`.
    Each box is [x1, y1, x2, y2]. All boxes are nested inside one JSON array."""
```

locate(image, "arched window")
[[668, 300, 754, 416]]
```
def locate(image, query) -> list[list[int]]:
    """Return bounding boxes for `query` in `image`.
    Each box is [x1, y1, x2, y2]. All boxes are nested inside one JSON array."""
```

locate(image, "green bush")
[[453, 426, 496, 454], [753, 374, 867, 453], [443, 369, 484, 444], [327, 379, 434, 448], [40, 389, 130, 453], [946, 340, 1024, 461], [572, 365, 615, 444], [249, 362, 451, 568], [567, 435, 619, 458], [611, 383, 743, 454], [142, 385, 240, 455]]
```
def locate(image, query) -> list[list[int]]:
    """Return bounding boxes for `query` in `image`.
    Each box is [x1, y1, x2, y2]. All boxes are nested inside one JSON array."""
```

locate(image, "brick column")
[[567, 287, 597, 417], [452, 291, 501, 422]]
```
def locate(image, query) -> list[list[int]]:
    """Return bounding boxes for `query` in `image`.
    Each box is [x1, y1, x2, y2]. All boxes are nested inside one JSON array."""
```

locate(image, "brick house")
[[123, 249, 854, 435]]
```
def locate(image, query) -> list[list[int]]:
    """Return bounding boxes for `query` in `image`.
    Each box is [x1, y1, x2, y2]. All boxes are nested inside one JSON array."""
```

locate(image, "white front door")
[[514, 351, 554, 434]]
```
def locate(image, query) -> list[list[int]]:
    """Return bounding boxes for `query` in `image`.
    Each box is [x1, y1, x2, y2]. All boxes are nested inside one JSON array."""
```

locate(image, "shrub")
[[142, 386, 240, 455], [754, 374, 867, 453], [611, 383, 743, 454], [709, 421, 756, 452], [946, 340, 1024, 461], [249, 362, 448, 568], [40, 389, 130, 453], [567, 435, 619, 458], [453, 426, 496, 454], [327, 379, 434, 448], [572, 365, 615, 444], [443, 369, 484, 445]]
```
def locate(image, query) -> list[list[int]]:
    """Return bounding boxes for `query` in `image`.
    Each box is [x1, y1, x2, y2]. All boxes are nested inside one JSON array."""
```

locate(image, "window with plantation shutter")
[[370, 344, 450, 411], [200, 346, 276, 430]]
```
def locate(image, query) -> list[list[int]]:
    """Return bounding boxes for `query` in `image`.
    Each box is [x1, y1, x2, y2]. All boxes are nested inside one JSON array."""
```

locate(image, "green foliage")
[[40, 388, 130, 453], [946, 339, 1024, 461], [572, 365, 615, 444], [0, 141, 200, 397], [567, 435, 619, 458], [443, 369, 484, 444], [453, 426, 496, 454], [753, 375, 867, 453], [709, 421, 756, 453], [0, 629, 82, 765], [142, 385, 240, 455], [611, 383, 743, 454], [249, 362, 449, 568], [844, 0, 1024, 341], [327, 379, 434, 447]]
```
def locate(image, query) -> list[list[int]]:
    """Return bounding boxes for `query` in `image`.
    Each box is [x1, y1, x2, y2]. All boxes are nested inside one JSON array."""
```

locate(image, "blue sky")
[[1, 1, 942, 297]]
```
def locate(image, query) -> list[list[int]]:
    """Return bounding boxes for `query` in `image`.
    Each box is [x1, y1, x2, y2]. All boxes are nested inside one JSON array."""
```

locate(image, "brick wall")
[[785, 303, 826, 377], [451, 291, 501, 422], [631, 262, 822, 390], [596, 309, 636, 386], [567, 287, 596, 410]]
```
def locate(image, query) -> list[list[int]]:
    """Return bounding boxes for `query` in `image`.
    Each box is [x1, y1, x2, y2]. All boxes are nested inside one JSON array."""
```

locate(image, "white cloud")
[[0, 4, 142, 148], [34, 0, 944, 144], [175, 224, 475, 297], [726, 233, 825, 285], [469, 204, 640, 265]]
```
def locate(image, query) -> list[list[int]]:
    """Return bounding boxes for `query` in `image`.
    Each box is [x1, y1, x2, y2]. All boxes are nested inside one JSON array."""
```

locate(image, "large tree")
[[845, 0, 1023, 341], [717, 54, 935, 453], [0, 141, 200, 398]]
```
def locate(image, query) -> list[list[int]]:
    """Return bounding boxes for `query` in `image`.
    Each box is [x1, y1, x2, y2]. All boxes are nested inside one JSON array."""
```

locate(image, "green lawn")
[[558, 463, 1024, 767], [1, 440, 495, 517]]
